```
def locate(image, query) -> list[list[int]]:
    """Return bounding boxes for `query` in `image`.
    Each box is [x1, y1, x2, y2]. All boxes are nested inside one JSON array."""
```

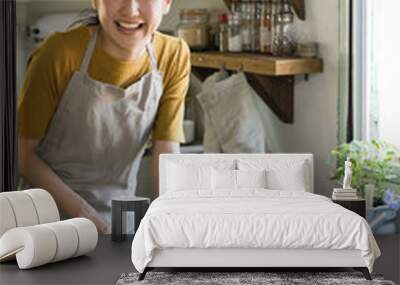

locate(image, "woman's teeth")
[[118, 22, 143, 30]]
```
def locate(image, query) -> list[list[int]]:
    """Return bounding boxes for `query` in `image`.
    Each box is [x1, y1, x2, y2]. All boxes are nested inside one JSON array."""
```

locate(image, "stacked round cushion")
[[0, 189, 98, 269]]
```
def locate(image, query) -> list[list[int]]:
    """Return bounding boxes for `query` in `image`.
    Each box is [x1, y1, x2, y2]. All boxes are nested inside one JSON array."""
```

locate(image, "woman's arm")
[[150, 38, 190, 198], [151, 140, 180, 198], [18, 137, 111, 234]]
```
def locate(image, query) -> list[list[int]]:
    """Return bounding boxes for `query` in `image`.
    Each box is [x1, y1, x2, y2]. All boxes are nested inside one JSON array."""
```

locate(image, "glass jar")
[[177, 9, 209, 50], [271, 0, 296, 56], [219, 13, 229, 52], [240, 0, 252, 52], [260, 0, 272, 53], [228, 12, 242, 52]]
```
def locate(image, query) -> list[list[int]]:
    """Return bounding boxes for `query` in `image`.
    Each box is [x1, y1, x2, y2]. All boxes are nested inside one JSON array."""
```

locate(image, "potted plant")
[[329, 140, 400, 205]]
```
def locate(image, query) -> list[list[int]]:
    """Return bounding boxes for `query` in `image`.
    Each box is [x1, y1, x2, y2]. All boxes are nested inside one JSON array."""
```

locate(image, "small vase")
[[365, 184, 375, 209]]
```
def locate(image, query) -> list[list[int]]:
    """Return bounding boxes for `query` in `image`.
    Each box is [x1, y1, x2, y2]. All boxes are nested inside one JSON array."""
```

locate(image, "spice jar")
[[260, 0, 272, 53], [241, 0, 252, 52], [219, 13, 229, 52], [228, 12, 242, 52], [230, 0, 241, 13], [177, 9, 210, 50], [251, 0, 261, 52]]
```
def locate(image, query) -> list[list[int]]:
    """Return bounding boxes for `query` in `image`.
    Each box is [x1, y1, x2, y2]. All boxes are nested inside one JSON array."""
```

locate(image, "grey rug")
[[116, 272, 396, 285]]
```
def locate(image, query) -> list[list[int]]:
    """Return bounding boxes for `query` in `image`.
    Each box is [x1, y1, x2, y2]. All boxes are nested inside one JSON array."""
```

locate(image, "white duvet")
[[131, 190, 380, 273]]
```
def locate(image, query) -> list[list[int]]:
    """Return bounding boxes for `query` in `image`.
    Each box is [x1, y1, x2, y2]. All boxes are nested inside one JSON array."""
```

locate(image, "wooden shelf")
[[191, 52, 324, 124], [191, 52, 323, 77]]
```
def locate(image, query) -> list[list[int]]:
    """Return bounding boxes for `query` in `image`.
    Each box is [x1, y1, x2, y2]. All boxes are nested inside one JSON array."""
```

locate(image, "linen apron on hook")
[[36, 28, 163, 223]]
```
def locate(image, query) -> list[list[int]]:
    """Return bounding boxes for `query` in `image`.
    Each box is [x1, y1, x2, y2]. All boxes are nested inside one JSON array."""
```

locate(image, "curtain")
[[337, 0, 353, 145], [0, 0, 17, 192]]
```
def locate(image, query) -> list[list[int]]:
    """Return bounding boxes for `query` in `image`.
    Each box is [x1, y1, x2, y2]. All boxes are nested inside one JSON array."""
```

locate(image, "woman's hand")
[[76, 201, 111, 234], [19, 137, 112, 234]]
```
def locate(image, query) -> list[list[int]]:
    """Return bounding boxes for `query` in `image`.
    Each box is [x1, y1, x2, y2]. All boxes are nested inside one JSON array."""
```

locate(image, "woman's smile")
[[92, 0, 172, 60], [115, 20, 145, 35]]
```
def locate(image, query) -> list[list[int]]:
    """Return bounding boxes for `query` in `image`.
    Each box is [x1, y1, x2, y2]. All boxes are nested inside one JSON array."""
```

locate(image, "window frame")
[[352, 0, 371, 141]]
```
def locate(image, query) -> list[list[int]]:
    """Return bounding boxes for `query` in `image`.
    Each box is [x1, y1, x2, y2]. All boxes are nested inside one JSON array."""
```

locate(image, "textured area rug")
[[116, 272, 396, 285]]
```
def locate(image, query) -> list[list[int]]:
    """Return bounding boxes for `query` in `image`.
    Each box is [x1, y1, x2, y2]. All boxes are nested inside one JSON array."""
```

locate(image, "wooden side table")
[[111, 197, 150, 242], [332, 199, 366, 218]]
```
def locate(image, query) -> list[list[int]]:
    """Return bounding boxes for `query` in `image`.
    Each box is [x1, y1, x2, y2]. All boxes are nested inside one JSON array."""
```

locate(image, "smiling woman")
[[17, 0, 190, 234]]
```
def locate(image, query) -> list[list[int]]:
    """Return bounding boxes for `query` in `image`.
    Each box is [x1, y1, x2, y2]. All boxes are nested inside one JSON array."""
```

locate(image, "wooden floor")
[[0, 234, 398, 285]]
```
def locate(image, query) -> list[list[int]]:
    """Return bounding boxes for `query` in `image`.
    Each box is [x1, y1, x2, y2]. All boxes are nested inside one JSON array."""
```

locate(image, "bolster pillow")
[[0, 189, 60, 237], [0, 218, 98, 269]]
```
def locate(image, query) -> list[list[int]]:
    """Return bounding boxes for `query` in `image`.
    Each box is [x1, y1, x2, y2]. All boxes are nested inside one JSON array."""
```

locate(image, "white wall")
[[276, 0, 339, 196], [161, 0, 340, 197]]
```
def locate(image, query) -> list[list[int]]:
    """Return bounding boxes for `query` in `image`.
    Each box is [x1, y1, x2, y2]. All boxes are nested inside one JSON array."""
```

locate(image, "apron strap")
[[80, 28, 99, 73], [146, 41, 158, 72]]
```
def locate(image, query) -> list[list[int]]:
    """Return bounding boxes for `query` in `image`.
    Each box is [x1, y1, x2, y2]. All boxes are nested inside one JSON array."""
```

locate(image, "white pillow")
[[236, 169, 268, 188], [167, 162, 212, 191], [212, 169, 237, 190], [266, 168, 307, 191], [237, 159, 309, 191], [212, 169, 268, 190]]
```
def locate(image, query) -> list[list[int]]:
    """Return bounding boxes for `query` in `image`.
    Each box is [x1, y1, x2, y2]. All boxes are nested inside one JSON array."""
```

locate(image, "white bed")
[[131, 154, 380, 280]]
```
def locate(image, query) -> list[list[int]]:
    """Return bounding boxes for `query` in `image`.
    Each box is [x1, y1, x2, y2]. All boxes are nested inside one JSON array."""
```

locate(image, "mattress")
[[131, 190, 380, 273]]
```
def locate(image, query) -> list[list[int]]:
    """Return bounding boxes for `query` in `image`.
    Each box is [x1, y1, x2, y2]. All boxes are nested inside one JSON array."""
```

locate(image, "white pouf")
[[0, 189, 98, 269], [24, 189, 60, 224], [0, 218, 98, 269]]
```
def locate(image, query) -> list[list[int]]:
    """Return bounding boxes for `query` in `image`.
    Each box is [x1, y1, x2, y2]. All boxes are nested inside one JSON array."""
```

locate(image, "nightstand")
[[332, 199, 366, 218], [111, 197, 150, 242]]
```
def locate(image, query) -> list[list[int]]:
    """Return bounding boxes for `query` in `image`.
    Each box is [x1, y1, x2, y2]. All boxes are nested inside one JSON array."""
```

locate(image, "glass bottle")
[[269, 0, 278, 54], [251, 0, 261, 52], [219, 13, 229, 52], [260, 0, 272, 53], [228, 12, 242, 52], [271, 0, 283, 55], [230, 0, 241, 13], [240, 0, 252, 52]]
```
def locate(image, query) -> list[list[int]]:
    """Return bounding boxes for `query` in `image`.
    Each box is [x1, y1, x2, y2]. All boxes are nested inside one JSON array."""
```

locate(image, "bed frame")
[[140, 248, 371, 280], [138, 154, 371, 281]]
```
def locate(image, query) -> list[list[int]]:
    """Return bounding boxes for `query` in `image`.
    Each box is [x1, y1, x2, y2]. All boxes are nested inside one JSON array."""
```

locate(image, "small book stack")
[[332, 188, 358, 200]]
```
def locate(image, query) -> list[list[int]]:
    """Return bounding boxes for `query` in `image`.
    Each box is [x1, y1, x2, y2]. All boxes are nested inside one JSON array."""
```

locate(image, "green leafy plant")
[[329, 140, 400, 202]]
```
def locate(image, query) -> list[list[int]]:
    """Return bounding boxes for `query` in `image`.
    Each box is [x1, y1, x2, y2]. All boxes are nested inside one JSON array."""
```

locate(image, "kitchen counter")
[[0, 235, 133, 285]]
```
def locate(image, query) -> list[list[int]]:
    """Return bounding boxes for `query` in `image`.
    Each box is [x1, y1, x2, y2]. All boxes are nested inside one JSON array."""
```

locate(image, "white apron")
[[36, 28, 163, 223]]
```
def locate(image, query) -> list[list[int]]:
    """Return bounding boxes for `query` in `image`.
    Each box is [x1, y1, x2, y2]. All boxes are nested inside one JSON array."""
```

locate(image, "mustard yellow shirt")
[[18, 25, 190, 143]]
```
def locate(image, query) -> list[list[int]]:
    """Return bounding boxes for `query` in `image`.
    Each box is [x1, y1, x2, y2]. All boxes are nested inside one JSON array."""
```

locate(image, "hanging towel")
[[197, 72, 265, 153], [195, 70, 229, 153]]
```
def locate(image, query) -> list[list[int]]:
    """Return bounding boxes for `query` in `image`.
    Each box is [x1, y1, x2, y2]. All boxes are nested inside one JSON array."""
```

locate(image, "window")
[[353, 0, 400, 147]]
